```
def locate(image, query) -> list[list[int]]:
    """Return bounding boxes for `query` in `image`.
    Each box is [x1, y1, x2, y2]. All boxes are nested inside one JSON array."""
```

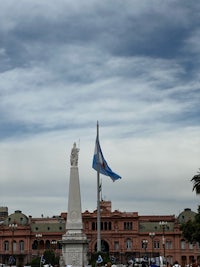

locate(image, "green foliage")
[[30, 250, 59, 267], [43, 250, 56, 265], [195, 206, 200, 223], [183, 170, 200, 243], [181, 206, 200, 243], [191, 169, 200, 194], [29, 256, 40, 267]]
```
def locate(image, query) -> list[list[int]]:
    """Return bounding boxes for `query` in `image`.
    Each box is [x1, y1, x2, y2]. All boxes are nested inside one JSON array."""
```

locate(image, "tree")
[[181, 171, 200, 243], [30, 250, 59, 267], [181, 206, 200, 243], [181, 219, 197, 243], [191, 169, 200, 194], [43, 249, 58, 266]]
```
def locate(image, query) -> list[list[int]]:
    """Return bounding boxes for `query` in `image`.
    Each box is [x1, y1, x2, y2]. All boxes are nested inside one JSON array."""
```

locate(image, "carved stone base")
[[61, 235, 88, 267]]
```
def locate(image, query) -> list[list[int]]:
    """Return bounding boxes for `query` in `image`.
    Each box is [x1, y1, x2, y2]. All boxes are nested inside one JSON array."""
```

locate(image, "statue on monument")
[[70, 142, 79, 166]]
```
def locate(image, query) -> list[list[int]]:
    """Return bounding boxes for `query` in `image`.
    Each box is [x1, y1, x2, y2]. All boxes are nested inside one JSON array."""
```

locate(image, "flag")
[[8, 256, 15, 264], [92, 137, 121, 181], [96, 255, 103, 264], [40, 255, 45, 264]]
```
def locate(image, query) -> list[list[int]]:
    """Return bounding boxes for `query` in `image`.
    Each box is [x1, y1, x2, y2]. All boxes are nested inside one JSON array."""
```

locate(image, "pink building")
[[0, 202, 198, 267]]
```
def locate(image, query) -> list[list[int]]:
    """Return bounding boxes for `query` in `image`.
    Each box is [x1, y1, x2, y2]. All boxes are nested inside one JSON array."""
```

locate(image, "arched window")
[[153, 240, 160, 249], [32, 240, 38, 250], [114, 241, 119, 250], [19, 240, 24, 251], [92, 222, 96, 231], [166, 240, 173, 249], [180, 239, 185, 249], [189, 242, 193, 250], [45, 240, 51, 249], [124, 222, 133, 230], [126, 238, 132, 249], [4, 241, 9, 251], [13, 240, 17, 252]]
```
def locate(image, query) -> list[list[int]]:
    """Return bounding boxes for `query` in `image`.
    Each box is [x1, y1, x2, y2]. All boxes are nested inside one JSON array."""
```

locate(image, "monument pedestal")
[[61, 144, 88, 267], [61, 233, 88, 267]]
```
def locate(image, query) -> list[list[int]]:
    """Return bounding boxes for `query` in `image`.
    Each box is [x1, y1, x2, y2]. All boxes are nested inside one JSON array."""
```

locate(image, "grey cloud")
[[0, 0, 200, 217], [1, 0, 199, 74]]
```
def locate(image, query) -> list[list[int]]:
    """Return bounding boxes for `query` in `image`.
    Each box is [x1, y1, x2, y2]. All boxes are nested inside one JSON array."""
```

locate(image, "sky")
[[0, 0, 200, 218]]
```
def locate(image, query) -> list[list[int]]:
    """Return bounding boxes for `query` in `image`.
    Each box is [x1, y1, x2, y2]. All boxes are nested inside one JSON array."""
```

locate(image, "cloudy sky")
[[0, 0, 200, 218]]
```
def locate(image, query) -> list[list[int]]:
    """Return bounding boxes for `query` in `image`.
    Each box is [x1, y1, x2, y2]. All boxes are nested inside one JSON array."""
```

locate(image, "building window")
[[45, 240, 50, 249], [19, 240, 24, 251], [100, 221, 112, 231], [114, 241, 119, 250], [166, 240, 172, 249], [124, 222, 133, 230], [104, 222, 108, 230], [154, 240, 160, 249], [13, 241, 17, 252], [92, 222, 96, 230], [126, 238, 132, 249], [32, 240, 37, 250], [92, 221, 112, 231], [181, 240, 185, 249], [4, 241, 9, 251], [189, 242, 193, 250]]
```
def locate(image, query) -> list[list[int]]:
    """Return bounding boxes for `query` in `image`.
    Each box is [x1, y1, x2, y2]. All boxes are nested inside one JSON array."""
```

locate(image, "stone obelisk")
[[61, 142, 88, 267]]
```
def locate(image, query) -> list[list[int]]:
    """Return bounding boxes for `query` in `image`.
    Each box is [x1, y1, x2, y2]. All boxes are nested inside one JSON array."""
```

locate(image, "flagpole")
[[97, 121, 101, 252], [100, 179, 102, 201]]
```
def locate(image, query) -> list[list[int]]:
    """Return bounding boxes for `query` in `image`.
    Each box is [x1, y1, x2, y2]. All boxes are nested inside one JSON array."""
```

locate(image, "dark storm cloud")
[[1, 0, 200, 73]]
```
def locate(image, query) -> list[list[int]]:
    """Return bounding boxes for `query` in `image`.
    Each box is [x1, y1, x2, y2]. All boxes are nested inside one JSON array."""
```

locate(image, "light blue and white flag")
[[96, 255, 103, 264], [40, 255, 45, 264], [8, 255, 15, 264], [92, 137, 121, 182]]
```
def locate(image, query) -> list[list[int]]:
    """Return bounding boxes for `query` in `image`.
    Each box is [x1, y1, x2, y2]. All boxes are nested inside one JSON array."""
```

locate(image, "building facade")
[[0, 202, 198, 267]]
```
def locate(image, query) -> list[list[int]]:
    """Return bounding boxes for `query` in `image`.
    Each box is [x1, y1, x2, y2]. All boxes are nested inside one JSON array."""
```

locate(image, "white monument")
[[60, 143, 88, 267]]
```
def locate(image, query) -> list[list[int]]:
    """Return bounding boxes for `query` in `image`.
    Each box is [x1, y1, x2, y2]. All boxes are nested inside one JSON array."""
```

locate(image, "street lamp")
[[50, 241, 58, 266], [35, 234, 43, 256], [159, 221, 168, 257], [9, 223, 18, 266], [149, 232, 155, 260], [142, 239, 148, 259], [51, 240, 57, 250]]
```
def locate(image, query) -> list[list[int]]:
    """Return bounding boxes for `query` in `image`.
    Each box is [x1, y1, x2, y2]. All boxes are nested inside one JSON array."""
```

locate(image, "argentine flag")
[[40, 255, 45, 264], [96, 255, 103, 264], [92, 137, 121, 182]]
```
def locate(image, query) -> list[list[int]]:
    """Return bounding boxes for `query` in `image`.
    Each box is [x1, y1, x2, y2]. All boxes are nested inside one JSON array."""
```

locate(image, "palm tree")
[[191, 169, 200, 194]]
